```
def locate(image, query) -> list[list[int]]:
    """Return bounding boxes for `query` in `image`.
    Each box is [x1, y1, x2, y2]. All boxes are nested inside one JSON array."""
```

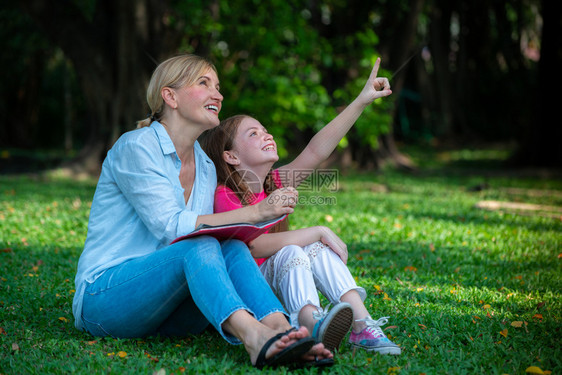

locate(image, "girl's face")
[[173, 68, 223, 128], [225, 117, 279, 170]]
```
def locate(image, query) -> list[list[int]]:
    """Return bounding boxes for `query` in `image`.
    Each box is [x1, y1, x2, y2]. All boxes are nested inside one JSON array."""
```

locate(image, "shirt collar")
[[151, 121, 177, 156], [151, 121, 214, 172]]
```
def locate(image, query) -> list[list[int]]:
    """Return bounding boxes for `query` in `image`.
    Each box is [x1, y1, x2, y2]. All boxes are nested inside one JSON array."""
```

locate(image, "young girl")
[[200, 58, 401, 355]]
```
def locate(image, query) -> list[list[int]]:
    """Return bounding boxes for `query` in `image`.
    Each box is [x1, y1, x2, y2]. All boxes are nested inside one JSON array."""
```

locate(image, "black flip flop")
[[288, 355, 335, 370], [304, 357, 335, 368], [254, 328, 315, 369]]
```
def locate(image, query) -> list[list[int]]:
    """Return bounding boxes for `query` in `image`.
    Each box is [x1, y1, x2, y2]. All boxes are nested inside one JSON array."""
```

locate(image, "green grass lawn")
[[1, 147, 561, 374]]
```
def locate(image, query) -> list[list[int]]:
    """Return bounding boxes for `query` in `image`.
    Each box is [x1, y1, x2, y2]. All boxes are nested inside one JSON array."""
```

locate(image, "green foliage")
[[203, 1, 336, 158], [1, 148, 561, 374], [169, 0, 392, 158], [4, 0, 548, 166]]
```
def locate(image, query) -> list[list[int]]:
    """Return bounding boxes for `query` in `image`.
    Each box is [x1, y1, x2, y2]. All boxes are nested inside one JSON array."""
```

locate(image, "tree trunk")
[[12, 49, 45, 148], [512, 0, 562, 167], [63, 59, 73, 154], [374, 0, 424, 170], [19, 0, 180, 176], [428, 0, 454, 138]]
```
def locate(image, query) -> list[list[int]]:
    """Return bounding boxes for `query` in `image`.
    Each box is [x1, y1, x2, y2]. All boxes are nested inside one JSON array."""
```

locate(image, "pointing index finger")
[[369, 57, 381, 81]]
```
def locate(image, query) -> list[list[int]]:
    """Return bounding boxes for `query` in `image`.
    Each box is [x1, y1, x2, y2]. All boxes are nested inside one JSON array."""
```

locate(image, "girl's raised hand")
[[358, 57, 392, 105]]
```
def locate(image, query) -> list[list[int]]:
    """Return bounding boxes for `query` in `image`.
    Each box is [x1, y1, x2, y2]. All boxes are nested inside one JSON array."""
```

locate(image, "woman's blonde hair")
[[137, 54, 217, 128]]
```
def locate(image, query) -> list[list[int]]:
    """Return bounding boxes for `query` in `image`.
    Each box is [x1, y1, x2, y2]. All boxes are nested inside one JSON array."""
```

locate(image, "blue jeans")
[[80, 237, 286, 344]]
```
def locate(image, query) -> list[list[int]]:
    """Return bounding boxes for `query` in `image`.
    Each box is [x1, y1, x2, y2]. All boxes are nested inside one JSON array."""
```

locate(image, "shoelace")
[[312, 303, 333, 321], [355, 316, 390, 336]]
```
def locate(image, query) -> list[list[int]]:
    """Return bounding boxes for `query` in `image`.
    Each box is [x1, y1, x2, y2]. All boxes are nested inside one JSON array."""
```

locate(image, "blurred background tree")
[[1, 0, 558, 175]]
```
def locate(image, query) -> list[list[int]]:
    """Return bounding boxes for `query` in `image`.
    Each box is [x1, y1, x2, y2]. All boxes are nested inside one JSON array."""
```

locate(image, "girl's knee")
[[304, 241, 330, 257], [277, 245, 310, 267], [279, 244, 306, 259]]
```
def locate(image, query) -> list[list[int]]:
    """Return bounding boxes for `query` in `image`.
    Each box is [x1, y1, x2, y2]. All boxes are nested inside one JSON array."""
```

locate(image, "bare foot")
[[270, 326, 333, 363], [247, 326, 310, 366], [300, 342, 333, 362]]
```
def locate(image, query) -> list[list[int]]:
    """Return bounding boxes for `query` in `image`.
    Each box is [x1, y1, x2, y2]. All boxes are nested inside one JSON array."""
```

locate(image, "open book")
[[171, 214, 288, 244]]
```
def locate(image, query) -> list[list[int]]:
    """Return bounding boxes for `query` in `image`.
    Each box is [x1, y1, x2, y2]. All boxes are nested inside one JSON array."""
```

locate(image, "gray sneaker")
[[312, 302, 354, 353]]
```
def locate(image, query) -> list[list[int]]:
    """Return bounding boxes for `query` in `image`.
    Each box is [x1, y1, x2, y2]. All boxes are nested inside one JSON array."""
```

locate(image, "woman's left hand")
[[358, 57, 392, 104]]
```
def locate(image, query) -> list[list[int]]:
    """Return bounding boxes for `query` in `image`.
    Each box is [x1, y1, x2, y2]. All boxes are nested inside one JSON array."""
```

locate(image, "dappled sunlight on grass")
[[292, 157, 561, 373], [1, 148, 561, 373]]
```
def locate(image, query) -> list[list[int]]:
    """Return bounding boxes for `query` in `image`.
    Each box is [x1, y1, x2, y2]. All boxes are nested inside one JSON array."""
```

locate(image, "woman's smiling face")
[[173, 68, 223, 129]]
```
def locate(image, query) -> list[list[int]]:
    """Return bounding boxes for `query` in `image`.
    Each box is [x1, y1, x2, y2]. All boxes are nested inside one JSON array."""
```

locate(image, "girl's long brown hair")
[[199, 115, 288, 233]]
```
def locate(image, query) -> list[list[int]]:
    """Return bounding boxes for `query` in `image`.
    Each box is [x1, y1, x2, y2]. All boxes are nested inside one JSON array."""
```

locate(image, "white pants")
[[259, 241, 366, 327]]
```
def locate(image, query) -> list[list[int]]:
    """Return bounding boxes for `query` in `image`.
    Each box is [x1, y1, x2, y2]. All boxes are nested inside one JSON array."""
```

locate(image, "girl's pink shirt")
[[214, 169, 284, 266]]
